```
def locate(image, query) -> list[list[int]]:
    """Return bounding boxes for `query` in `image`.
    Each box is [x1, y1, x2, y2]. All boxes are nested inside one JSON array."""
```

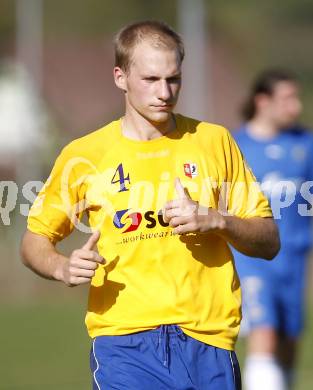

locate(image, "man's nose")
[[158, 80, 171, 101]]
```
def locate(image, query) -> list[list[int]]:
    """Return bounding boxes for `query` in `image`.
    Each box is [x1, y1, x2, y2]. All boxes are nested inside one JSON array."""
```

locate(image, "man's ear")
[[114, 66, 127, 92]]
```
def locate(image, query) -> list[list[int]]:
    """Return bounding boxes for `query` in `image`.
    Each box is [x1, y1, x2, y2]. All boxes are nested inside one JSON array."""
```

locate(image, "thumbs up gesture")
[[163, 178, 224, 235], [62, 230, 105, 287]]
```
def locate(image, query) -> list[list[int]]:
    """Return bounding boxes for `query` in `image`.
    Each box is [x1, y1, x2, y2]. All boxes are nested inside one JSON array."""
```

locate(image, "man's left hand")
[[163, 178, 226, 235]]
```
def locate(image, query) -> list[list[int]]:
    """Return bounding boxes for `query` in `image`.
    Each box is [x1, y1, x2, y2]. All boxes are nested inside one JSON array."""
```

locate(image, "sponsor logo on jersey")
[[291, 145, 307, 162], [113, 209, 142, 233], [265, 144, 284, 159], [113, 209, 169, 233], [184, 163, 198, 178]]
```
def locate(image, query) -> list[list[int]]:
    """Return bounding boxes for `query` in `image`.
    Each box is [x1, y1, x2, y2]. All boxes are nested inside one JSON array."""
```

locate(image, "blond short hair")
[[114, 20, 185, 73]]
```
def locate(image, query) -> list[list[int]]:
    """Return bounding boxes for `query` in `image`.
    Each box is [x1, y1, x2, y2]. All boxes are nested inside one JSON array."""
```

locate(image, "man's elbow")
[[264, 225, 281, 260], [20, 230, 42, 268], [20, 231, 30, 267]]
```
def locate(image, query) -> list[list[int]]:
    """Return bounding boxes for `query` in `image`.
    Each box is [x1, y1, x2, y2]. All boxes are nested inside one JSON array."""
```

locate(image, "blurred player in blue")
[[233, 69, 313, 390]]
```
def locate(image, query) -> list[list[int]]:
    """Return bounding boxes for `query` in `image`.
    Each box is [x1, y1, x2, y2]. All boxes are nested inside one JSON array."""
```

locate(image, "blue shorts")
[[235, 250, 307, 338], [90, 325, 241, 390]]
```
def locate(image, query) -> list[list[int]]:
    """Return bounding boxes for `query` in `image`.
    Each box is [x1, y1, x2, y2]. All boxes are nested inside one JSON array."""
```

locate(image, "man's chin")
[[279, 120, 298, 130], [147, 111, 173, 124]]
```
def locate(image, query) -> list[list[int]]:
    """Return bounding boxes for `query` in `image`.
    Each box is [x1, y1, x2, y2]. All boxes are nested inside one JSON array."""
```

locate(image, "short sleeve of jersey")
[[27, 144, 86, 243], [221, 129, 272, 219]]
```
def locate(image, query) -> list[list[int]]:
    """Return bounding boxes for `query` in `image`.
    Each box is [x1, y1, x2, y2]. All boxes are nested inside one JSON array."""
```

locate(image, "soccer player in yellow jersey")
[[21, 21, 280, 389]]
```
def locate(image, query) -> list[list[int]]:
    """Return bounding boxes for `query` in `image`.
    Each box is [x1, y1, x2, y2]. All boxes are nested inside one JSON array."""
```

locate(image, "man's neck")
[[246, 117, 280, 141], [121, 111, 176, 141]]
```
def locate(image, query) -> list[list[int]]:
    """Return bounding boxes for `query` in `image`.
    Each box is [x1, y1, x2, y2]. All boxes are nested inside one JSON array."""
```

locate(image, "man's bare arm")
[[164, 178, 280, 260], [216, 215, 280, 260], [20, 230, 104, 286]]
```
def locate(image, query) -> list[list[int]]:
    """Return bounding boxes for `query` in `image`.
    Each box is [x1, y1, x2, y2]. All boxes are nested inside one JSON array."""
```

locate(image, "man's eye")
[[144, 77, 158, 82], [168, 77, 181, 83]]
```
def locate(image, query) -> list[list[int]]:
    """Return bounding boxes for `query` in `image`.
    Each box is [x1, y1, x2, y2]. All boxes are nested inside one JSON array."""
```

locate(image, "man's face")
[[265, 81, 302, 128], [115, 41, 182, 124]]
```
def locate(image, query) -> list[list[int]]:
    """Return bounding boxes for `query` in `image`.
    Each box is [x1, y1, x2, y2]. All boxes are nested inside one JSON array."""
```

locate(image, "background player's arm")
[[20, 230, 104, 287]]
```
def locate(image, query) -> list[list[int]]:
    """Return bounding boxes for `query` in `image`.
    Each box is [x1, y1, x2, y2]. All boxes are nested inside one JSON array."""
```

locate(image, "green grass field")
[[0, 302, 91, 390], [0, 301, 312, 389]]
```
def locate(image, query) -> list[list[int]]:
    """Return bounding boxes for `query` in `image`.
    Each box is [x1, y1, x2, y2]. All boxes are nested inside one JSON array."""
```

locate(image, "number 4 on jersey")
[[111, 163, 130, 192]]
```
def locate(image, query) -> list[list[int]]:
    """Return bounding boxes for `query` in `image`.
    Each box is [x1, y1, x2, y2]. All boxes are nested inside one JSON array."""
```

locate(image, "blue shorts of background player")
[[90, 325, 241, 390], [235, 248, 308, 338]]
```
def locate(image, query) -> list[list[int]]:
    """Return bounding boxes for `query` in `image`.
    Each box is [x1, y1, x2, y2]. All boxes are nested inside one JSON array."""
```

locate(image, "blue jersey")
[[234, 124, 313, 253], [233, 125, 313, 336]]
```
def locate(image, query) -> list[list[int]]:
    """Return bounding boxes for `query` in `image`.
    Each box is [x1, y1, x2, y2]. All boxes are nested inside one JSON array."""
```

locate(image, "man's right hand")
[[61, 230, 105, 287]]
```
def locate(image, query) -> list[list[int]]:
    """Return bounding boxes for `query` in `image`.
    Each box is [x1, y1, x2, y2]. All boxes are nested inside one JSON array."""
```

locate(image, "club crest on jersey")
[[184, 163, 198, 178]]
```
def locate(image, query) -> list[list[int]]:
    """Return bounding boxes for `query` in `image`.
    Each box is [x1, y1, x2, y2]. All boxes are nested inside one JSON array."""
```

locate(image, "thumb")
[[82, 230, 101, 251], [175, 177, 189, 199]]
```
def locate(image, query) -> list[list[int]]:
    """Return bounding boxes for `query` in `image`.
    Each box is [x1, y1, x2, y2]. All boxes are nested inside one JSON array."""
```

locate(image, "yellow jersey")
[[28, 114, 272, 350]]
